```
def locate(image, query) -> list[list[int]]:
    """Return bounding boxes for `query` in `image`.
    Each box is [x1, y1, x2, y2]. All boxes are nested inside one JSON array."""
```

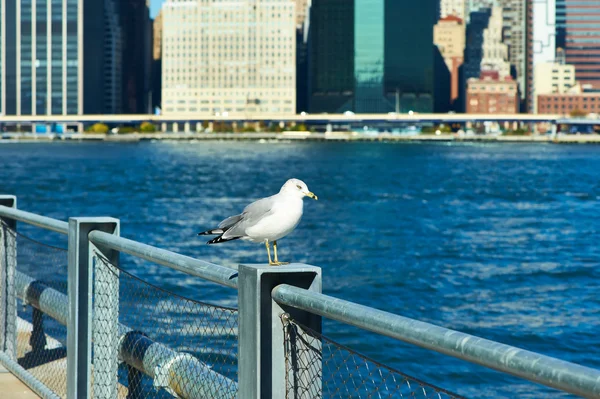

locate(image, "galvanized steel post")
[[0, 196, 17, 360], [67, 217, 119, 399], [238, 263, 322, 399]]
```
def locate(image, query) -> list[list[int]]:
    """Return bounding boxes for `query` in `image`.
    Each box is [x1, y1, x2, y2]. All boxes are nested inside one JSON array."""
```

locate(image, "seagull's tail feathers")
[[197, 229, 225, 236], [207, 235, 241, 245]]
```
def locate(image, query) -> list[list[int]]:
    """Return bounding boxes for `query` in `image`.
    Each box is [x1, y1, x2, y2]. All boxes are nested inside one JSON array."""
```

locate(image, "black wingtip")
[[207, 235, 241, 245]]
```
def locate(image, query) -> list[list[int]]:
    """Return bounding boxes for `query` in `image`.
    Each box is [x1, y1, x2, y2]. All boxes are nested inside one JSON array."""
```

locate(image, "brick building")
[[466, 72, 518, 114], [537, 93, 600, 115]]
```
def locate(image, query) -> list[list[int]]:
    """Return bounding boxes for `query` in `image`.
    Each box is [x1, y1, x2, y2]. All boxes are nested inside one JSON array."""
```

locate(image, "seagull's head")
[[280, 179, 318, 200]]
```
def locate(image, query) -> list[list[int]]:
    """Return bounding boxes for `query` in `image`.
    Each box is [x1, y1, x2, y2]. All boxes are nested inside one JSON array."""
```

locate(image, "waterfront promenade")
[[0, 364, 37, 397], [3, 131, 600, 143]]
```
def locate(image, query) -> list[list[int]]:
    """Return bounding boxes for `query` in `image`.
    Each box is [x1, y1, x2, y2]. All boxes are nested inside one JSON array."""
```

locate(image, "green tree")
[[139, 122, 156, 132], [118, 126, 136, 134], [240, 125, 257, 132], [289, 123, 308, 132], [85, 123, 109, 134], [267, 123, 283, 133]]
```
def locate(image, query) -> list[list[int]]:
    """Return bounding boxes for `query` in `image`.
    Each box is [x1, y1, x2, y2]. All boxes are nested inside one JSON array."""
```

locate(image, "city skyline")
[[1, 0, 598, 120]]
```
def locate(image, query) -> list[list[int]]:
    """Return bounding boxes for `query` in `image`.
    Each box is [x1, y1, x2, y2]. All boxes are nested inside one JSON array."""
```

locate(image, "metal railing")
[[1, 195, 600, 398]]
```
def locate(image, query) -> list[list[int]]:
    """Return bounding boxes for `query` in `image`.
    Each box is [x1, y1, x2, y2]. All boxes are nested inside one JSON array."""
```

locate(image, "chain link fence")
[[0, 220, 239, 399], [3, 222, 69, 398], [93, 252, 238, 398], [282, 315, 464, 399], [4, 213, 590, 399]]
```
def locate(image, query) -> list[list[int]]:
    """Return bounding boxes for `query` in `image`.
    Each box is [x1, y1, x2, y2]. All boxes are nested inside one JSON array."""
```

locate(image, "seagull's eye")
[[296, 185, 302, 190]]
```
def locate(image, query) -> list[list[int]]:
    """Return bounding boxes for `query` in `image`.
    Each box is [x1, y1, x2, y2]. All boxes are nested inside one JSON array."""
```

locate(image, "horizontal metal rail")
[[88, 230, 239, 289], [0, 206, 238, 289], [0, 205, 68, 234], [272, 284, 600, 399], [15, 271, 238, 398]]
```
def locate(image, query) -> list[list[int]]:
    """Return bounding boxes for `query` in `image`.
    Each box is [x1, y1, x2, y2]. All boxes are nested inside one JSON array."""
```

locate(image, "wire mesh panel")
[[93, 253, 238, 399], [282, 315, 464, 399], [3, 222, 69, 398]]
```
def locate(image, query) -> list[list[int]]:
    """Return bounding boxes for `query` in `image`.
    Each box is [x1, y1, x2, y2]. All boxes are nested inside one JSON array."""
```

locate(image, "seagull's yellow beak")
[[306, 192, 318, 200]]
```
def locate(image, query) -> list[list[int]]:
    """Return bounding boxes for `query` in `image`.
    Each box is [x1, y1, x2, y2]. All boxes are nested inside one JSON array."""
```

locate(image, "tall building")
[[161, 0, 296, 116], [458, 8, 490, 112], [296, 0, 311, 113], [462, 9, 491, 84], [556, 0, 600, 91], [533, 61, 576, 112], [525, 0, 534, 112], [500, 0, 526, 101], [103, 0, 122, 114], [440, 0, 467, 21], [152, 10, 163, 110], [295, 0, 309, 26], [531, 0, 555, 65], [480, 7, 510, 78], [120, 0, 152, 114], [469, 0, 527, 104], [434, 15, 465, 103], [308, 0, 438, 114], [0, 0, 123, 116]]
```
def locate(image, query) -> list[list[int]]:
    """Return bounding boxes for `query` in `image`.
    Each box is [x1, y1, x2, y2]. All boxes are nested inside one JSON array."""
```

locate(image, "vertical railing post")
[[238, 263, 322, 399], [0, 195, 17, 360], [67, 217, 119, 399]]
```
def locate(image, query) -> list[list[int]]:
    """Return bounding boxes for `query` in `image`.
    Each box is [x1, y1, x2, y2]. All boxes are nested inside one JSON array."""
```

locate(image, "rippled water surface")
[[2, 141, 600, 398]]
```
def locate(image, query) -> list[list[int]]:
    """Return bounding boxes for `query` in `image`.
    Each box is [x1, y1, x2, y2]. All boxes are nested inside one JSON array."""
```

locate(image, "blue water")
[[2, 141, 600, 398]]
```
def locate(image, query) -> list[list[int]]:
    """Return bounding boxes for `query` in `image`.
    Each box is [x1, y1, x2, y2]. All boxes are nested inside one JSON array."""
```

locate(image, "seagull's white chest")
[[245, 196, 304, 242]]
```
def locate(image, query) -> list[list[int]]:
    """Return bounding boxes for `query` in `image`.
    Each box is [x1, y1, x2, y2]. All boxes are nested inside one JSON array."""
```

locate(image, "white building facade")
[[480, 7, 511, 78], [533, 62, 577, 112], [162, 0, 296, 116]]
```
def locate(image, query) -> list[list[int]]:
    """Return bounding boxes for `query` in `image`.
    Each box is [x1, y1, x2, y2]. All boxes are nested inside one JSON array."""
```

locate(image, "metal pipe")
[[88, 230, 239, 289], [120, 331, 237, 399], [15, 271, 238, 399], [0, 205, 68, 234], [0, 206, 238, 289], [272, 284, 600, 399], [0, 350, 61, 399]]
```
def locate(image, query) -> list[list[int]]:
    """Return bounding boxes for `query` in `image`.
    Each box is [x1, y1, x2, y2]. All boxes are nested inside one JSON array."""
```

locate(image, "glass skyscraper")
[[0, 0, 80, 115], [0, 0, 123, 116], [556, 0, 600, 91], [308, 0, 437, 114]]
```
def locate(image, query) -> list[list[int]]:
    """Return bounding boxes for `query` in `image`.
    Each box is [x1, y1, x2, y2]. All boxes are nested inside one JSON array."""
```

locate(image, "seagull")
[[198, 179, 317, 266]]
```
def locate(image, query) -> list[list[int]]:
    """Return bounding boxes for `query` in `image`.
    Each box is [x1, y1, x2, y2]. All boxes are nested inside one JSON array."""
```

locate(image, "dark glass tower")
[[120, 0, 151, 114], [308, 0, 437, 114], [0, 0, 122, 115], [308, 0, 355, 113]]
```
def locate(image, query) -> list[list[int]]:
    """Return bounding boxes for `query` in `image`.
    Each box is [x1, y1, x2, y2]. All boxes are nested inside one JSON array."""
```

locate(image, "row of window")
[[164, 98, 293, 105], [540, 96, 600, 102], [163, 107, 294, 113]]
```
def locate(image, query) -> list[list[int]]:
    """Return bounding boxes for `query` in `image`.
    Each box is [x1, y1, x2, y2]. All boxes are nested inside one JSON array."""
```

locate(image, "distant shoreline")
[[2, 132, 600, 144]]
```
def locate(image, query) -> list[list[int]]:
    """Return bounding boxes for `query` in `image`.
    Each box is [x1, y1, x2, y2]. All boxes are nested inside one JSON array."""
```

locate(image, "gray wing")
[[218, 214, 242, 229], [222, 195, 276, 239]]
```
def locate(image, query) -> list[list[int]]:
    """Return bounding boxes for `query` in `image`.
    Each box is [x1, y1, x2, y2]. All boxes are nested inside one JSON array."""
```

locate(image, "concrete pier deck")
[[0, 364, 39, 398]]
